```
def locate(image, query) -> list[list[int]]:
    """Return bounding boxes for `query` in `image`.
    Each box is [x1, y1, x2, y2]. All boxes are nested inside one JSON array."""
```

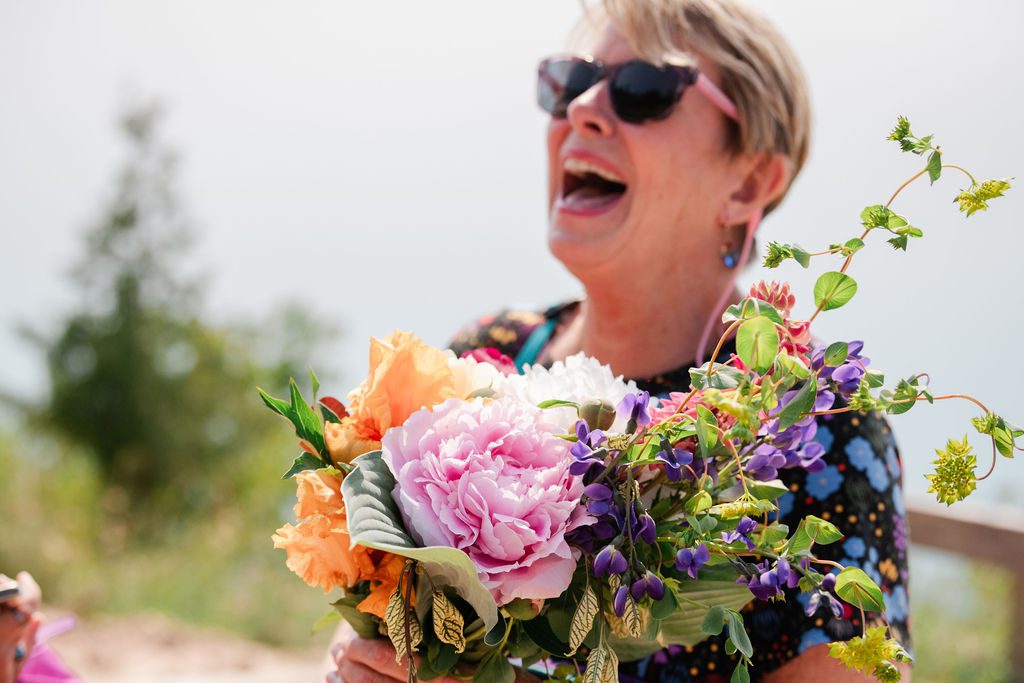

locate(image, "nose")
[[565, 80, 616, 138]]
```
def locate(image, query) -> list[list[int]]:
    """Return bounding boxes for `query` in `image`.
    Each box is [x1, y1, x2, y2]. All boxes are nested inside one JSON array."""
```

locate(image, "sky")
[[1, 0, 1023, 507]]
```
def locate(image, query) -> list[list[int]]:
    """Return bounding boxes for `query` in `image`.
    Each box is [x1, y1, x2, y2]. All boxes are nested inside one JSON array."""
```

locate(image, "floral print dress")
[[449, 301, 911, 682]]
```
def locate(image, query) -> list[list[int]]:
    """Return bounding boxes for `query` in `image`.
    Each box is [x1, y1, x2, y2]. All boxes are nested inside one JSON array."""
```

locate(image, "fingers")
[[336, 657, 405, 683], [15, 574, 40, 613], [343, 638, 408, 680]]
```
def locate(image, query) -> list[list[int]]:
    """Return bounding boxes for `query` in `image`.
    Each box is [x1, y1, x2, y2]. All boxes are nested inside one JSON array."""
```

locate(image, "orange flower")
[[325, 331, 457, 465], [273, 469, 404, 618]]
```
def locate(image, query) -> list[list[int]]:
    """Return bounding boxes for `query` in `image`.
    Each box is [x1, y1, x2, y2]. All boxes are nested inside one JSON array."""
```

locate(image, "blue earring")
[[721, 240, 741, 268]]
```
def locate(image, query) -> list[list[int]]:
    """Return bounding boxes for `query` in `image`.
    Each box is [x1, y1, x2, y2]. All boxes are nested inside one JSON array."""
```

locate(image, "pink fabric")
[[18, 616, 81, 683]]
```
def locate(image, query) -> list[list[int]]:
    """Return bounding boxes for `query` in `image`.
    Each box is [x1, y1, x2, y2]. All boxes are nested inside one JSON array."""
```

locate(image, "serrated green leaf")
[[823, 342, 849, 368], [736, 316, 780, 374], [341, 451, 499, 630], [814, 272, 858, 312], [835, 567, 886, 612]]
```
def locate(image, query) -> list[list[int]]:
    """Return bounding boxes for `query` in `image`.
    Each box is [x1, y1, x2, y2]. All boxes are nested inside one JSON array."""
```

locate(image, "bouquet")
[[262, 118, 1014, 683]]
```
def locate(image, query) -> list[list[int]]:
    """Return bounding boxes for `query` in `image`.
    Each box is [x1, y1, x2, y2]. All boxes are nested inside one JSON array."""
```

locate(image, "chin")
[[546, 213, 625, 277]]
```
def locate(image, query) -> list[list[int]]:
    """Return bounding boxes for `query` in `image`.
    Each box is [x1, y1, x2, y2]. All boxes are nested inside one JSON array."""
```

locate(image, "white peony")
[[500, 352, 639, 431]]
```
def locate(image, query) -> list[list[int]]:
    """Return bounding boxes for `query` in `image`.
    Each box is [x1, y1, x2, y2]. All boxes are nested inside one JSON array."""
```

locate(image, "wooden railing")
[[907, 496, 1024, 681]]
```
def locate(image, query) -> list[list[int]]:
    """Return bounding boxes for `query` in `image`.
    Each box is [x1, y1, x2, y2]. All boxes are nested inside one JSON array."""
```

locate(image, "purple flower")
[[739, 558, 800, 601], [570, 420, 608, 477], [656, 438, 694, 482], [593, 545, 628, 577], [631, 571, 666, 601], [636, 513, 657, 544], [812, 341, 870, 398], [613, 584, 630, 617], [747, 444, 788, 481], [675, 544, 710, 579], [721, 516, 757, 550], [617, 391, 652, 430]]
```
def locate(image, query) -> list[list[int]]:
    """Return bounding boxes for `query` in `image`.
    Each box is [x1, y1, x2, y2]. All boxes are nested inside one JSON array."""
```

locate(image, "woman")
[[332, 0, 911, 680]]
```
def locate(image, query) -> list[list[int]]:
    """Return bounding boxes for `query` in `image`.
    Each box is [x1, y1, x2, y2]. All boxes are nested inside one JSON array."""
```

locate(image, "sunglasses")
[[537, 55, 738, 125]]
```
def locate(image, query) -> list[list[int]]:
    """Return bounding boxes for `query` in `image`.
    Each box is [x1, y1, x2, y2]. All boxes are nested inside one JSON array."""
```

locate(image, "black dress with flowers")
[[449, 302, 911, 683]]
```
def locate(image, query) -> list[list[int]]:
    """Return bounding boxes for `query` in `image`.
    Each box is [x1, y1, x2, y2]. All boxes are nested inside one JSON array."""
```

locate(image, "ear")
[[718, 152, 791, 227]]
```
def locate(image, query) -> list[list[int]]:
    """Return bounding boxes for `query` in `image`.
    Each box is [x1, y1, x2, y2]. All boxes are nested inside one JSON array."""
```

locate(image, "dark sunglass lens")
[[611, 61, 680, 123], [538, 59, 600, 117]]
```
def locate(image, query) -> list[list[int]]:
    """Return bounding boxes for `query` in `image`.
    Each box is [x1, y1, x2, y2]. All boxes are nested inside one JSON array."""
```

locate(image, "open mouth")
[[559, 158, 628, 214]]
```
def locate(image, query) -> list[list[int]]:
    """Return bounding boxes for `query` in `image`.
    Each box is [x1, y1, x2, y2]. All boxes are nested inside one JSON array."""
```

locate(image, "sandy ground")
[[43, 613, 326, 683]]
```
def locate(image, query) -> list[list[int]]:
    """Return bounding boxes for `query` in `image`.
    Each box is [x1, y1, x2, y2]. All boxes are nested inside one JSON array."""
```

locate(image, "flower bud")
[[580, 399, 616, 432]]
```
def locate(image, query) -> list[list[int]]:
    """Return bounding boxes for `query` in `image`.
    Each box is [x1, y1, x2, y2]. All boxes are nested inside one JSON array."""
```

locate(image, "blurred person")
[[0, 573, 40, 683], [330, 0, 911, 680]]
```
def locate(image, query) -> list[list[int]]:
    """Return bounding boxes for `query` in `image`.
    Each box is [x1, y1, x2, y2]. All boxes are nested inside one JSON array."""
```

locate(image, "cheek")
[[546, 120, 570, 200]]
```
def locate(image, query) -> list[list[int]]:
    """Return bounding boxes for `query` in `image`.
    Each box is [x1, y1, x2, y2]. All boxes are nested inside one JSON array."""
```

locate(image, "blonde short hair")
[[583, 0, 812, 212]]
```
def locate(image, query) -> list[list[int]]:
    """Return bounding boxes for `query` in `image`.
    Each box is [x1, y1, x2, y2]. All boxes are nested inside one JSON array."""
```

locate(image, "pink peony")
[[459, 347, 518, 377], [381, 397, 591, 605]]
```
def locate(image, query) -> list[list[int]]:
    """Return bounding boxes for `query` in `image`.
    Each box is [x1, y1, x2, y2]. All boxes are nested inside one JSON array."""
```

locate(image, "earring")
[[721, 240, 742, 269]]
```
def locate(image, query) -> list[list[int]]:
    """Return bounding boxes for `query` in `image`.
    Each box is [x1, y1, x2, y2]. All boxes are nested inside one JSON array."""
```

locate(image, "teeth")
[[563, 158, 625, 184]]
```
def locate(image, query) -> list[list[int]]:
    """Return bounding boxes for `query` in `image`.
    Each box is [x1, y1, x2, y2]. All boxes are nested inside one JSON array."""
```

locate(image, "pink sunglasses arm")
[[695, 72, 739, 122]]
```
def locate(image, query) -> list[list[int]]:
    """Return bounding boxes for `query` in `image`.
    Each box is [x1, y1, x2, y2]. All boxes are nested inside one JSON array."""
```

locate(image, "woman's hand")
[[327, 636, 540, 683], [0, 572, 43, 683]]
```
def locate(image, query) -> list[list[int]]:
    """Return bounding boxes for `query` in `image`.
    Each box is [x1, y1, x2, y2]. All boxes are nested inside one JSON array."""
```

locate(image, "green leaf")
[[311, 608, 341, 634], [927, 150, 942, 184], [537, 399, 579, 410], [290, 379, 326, 456], [866, 370, 886, 388], [690, 363, 746, 390], [701, 605, 727, 636], [660, 581, 753, 646], [726, 611, 753, 658], [736, 316, 780, 374], [521, 614, 569, 655], [823, 342, 849, 368], [787, 515, 843, 555], [474, 653, 516, 683], [341, 451, 499, 630], [695, 405, 719, 455], [650, 586, 679, 621], [309, 368, 321, 401], [844, 238, 865, 253], [860, 205, 891, 229], [792, 245, 811, 268], [319, 403, 343, 424], [331, 594, 380, 640], [748, 479, 788, 501], [835, 567, 886, 613], [814, 272, 858, 312], [282, 452, 324, 479], [685, 490, 713, 514], [776, 379, 817, 431], [732, 662, 751, 683], [722, 298, 785, 326]]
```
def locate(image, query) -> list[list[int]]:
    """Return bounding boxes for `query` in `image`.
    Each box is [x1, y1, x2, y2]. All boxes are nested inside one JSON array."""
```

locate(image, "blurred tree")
[[19, 102, 336, 531]]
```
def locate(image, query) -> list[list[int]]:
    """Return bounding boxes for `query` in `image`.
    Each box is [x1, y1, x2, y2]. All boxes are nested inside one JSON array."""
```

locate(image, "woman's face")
[[546, 24, 741, 279]]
